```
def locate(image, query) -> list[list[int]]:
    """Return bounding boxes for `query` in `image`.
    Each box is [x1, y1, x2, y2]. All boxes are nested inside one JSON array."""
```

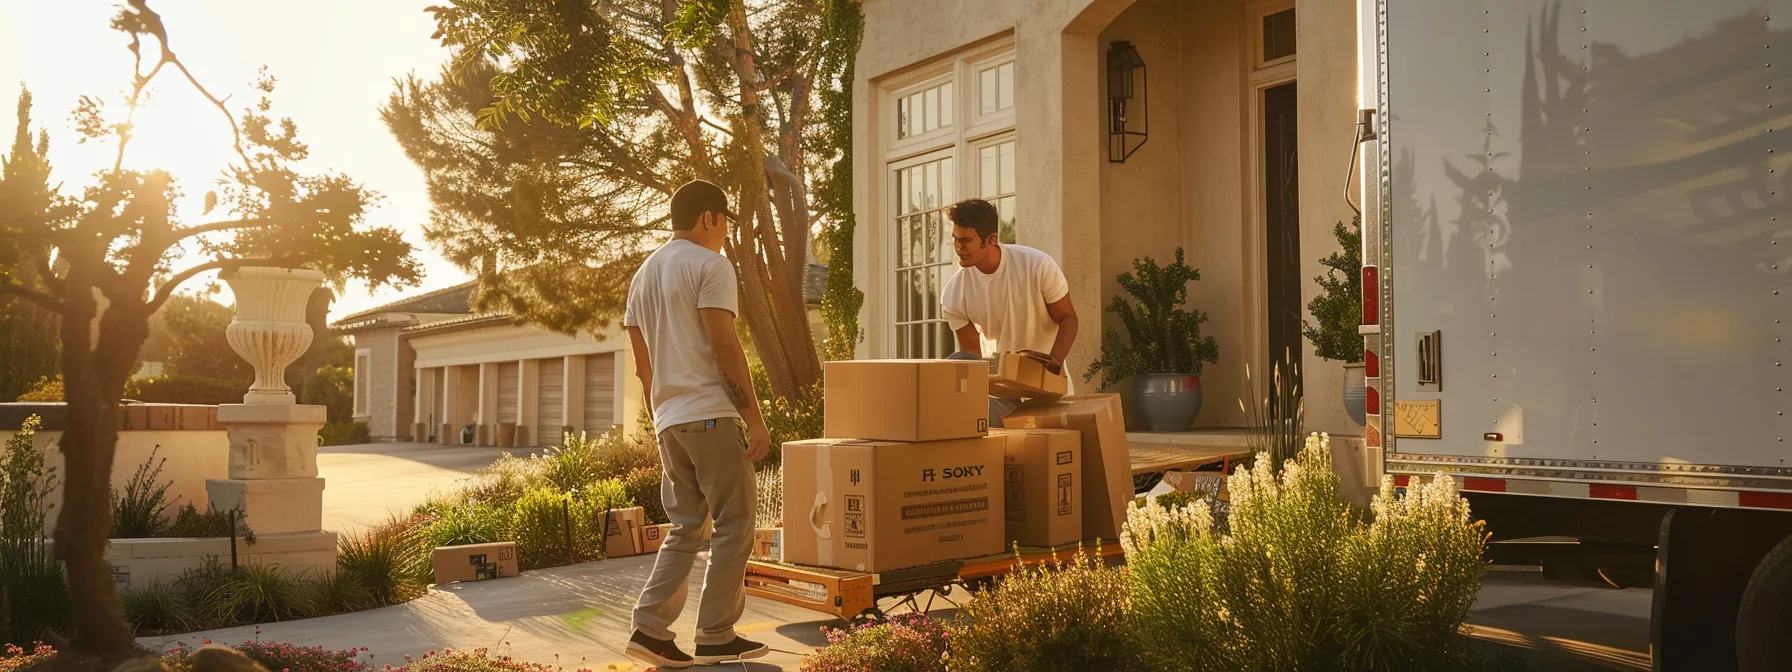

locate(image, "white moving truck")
[[1363, 1, 1792, 669]]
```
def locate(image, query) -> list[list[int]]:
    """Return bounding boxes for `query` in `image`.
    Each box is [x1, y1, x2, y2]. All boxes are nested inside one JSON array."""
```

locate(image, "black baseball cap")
[[670, 179, 736, 229]]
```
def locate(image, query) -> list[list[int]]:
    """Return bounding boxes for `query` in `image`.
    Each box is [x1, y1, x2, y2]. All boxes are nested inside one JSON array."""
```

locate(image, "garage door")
[[536, 358, 564, 446], [583, 354, 616, 437], [497, 362, 519, 424]]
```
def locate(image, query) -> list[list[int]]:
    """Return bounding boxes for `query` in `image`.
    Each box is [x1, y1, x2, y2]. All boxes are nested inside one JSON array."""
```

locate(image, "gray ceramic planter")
[[1133, 373, 1203, 432]]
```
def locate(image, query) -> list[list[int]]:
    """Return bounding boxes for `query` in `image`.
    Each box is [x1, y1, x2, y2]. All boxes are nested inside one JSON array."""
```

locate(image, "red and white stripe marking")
[[1393, 474, 1792, 511]]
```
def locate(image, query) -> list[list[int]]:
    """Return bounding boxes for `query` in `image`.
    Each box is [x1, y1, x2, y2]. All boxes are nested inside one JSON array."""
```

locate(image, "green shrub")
[[947, 549, 1147, 672], [112, 448, 174, 538], [164, 503, 239, 538], [173, 558, 235, 628], [0, 415, 71, 647], [463, 454, 545, 509], [571, 479, 633, 560], [319, 421, 371, 446], [1241, 351, 1304, 473], [1084, 247, 1221, 388], [310, 567, 375, 615], [202, 564, 318, 626], [760, 381, 822, 464], [508, 487, 580, 570], [131, 374, 251, 405], [538, 429, 659, 493], [623, 466, 667, 525], [423, 501, 507, 550], [120, 581, 193, 635], [337, 516, 430, 606], [1303, 216, 1364, 363], [1121, 433, 1489, 671], [802, 614, 948, 672]]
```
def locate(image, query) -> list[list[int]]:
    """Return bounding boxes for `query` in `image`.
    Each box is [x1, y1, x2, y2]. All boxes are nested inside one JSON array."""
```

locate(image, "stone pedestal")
[[205, 477, 326, 534], [218, 404, 326, 479]]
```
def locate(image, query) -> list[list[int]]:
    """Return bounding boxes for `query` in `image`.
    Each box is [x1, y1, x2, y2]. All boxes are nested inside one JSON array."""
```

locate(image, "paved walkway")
[[318, 443, 528, 534]]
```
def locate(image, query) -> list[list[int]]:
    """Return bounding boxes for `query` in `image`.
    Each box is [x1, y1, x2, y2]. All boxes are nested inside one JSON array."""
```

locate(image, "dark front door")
[[1264, 81, 1302, 400]]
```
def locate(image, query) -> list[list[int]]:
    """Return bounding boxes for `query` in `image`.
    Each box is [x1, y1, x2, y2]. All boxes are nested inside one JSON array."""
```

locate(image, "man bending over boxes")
[[622, 179, 771, 668], [941, 197, 1080, 426]]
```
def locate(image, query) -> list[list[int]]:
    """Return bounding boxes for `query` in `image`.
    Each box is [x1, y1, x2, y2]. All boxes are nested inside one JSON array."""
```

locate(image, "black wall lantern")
[[1107, 40, 1148, 163]]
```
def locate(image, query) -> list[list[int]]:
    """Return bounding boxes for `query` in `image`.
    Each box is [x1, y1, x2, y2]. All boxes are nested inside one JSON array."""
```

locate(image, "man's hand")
[[745, 421, 772, 463]]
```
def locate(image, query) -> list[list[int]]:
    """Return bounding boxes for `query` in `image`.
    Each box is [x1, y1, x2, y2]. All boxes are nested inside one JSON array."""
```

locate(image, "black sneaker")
[[625, 630, 694, 669], [693, 637, 769, 665]]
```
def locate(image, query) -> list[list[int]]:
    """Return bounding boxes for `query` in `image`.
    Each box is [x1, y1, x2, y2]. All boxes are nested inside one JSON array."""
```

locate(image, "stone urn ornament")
[[223, 266, 324, 405]]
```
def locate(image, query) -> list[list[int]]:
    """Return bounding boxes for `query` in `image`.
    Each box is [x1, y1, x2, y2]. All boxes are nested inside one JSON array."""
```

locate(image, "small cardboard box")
[[601, 507, 647, 558], [431, 542, 520, 585], [1159, 470, 1229, 501], [752, 527, 783, 561], [1002, 394, 1131, 542], [994, 428, 1082, 548], [783, 435, 1004, 572], [988, 351, 1069, 400], [640, 523, 675, 554], [823, 360, 989, 442]]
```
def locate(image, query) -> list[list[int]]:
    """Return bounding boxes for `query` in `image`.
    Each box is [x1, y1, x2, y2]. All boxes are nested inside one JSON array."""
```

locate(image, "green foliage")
[[300, 365, 356, 424], [571, 478, 634, 559], [160, 294, 253, 382], [535, 429, 659, 494], [13, 376, 66, 402], [336, 517, 431, 607], [461, 454, 543, 509], [119, 581, 193, 636], [623, 466, 668, 526], [0, 415, 70, 647], [163, 503, 238, 538], [1303, 216, 1364, 363], [423, 501, 507, 550], [759, 380, 822, 464], [201, 564, 318, 626], [815, 0, 866, 362], [508, 487, 580, 570], [319, 421, 371, 447], [111, 448, 174, 538], [1084, 248, 1221, 388], [947, 549, 1147, 672], [1121, 433, 1490, 670], [1241, 351, 1304, 473], [131, 374, 253, 405], [0, 90, 61, 403], [803, 614, 948, 672]]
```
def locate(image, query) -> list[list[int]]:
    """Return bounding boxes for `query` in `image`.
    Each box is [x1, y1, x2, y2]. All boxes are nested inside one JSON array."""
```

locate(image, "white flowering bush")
[[1122, 432, 1489, 671]]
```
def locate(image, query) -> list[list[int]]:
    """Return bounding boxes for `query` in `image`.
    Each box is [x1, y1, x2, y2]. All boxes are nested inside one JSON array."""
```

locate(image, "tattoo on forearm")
[[724, 375, 752, 411]]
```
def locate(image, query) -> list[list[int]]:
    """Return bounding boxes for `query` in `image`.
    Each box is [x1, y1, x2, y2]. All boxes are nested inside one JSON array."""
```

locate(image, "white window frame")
[[1249, 0, 1298, 72], [353, 348, 372, 417], [876, 37, 1019, 359]]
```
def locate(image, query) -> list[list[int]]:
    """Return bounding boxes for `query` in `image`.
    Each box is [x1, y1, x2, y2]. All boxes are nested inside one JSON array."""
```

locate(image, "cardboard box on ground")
[[823, 360, 991, 442], [602, 507, 647, 558], [992, 428, 1082, 548], [1001, 395, 1132, 542], [432, 542, 520, 585], [782, 435, 1005, 573], [987, 351, 1069, 400]]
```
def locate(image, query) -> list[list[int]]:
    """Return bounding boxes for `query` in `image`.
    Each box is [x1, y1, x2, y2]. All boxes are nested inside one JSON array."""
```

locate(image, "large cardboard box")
[[994, 428, 1082, 548], [601, 507, 647, 558], [823, 360, 989, 442], [988, 351, 1069, 400], [783, 435, 1004, 572], [1002, 395, 1131, 541], [431, 542, 520, 585], [640, 523, 674, 553]]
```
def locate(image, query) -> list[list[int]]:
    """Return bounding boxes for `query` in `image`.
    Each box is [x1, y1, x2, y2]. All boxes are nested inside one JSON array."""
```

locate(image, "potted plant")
[[1302, 215, 1366, 425], [1084, 248, 1220, 432]]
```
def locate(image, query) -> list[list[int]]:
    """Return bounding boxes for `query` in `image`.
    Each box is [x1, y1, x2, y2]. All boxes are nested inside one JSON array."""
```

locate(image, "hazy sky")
[[0, 0, 471, 320]]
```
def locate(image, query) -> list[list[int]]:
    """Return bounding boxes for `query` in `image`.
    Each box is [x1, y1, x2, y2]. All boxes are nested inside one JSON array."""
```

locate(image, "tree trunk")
[[50, 275, 137, 655], [724, 4, 821, 399]]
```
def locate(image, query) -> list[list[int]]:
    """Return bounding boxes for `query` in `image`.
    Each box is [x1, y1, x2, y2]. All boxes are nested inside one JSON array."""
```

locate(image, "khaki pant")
[[632, 418, 757, 646]]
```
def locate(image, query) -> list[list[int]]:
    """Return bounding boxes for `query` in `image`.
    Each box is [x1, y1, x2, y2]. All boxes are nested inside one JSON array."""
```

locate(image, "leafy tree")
[[1302, 216, 1363, 363], [0, 90, 63, 401], [160, 293, 251, 382], [0, 1, 418, 655], [396, 0, 861, 403], [813, 0, 863, 361]]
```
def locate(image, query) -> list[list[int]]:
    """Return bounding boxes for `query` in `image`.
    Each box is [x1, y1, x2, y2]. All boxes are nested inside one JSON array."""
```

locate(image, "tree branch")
[[1, 281, 64, 315], [170, 218, 269, 241], [147, 256, 301, 313]]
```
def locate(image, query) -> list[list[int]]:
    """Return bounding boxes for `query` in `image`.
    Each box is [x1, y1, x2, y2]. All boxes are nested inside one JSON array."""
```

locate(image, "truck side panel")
[[1387, 0, 1792, 470]]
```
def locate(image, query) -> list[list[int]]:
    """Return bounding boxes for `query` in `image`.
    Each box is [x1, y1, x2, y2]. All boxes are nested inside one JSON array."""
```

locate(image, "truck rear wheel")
[[1737, 534, 1792, 672]]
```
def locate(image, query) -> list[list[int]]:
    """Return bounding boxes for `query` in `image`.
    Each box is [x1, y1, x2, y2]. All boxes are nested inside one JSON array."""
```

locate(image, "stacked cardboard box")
[[1002, 395, 1132, 542], [785, 360, 1005, 573]]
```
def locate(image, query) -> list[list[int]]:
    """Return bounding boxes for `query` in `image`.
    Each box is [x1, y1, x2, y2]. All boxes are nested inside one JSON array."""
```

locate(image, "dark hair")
[[947, 198, 1000, 243], [669, 180, 734, 231]]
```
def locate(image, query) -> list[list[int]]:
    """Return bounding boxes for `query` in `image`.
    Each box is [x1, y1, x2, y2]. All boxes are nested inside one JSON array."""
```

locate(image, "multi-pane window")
[[978, 139, 1017, 244], [1262, 8, 1296, 64], [977, 62, 1014, 115], [897, 82, 954, 139], [893, 156, 958, 359]]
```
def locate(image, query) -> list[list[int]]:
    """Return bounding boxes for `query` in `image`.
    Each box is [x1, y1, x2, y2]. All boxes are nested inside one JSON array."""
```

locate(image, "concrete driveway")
[[318, 442, 528, 535]]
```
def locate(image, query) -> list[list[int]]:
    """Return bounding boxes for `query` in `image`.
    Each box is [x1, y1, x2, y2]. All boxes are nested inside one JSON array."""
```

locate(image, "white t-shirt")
[[941, 243, 1071, 359], [623, 240, 742, 435]]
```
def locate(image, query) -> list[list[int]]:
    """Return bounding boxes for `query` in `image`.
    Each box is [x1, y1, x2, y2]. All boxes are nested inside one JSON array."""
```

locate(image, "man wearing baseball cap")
[[623, 179, 770, 667]]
